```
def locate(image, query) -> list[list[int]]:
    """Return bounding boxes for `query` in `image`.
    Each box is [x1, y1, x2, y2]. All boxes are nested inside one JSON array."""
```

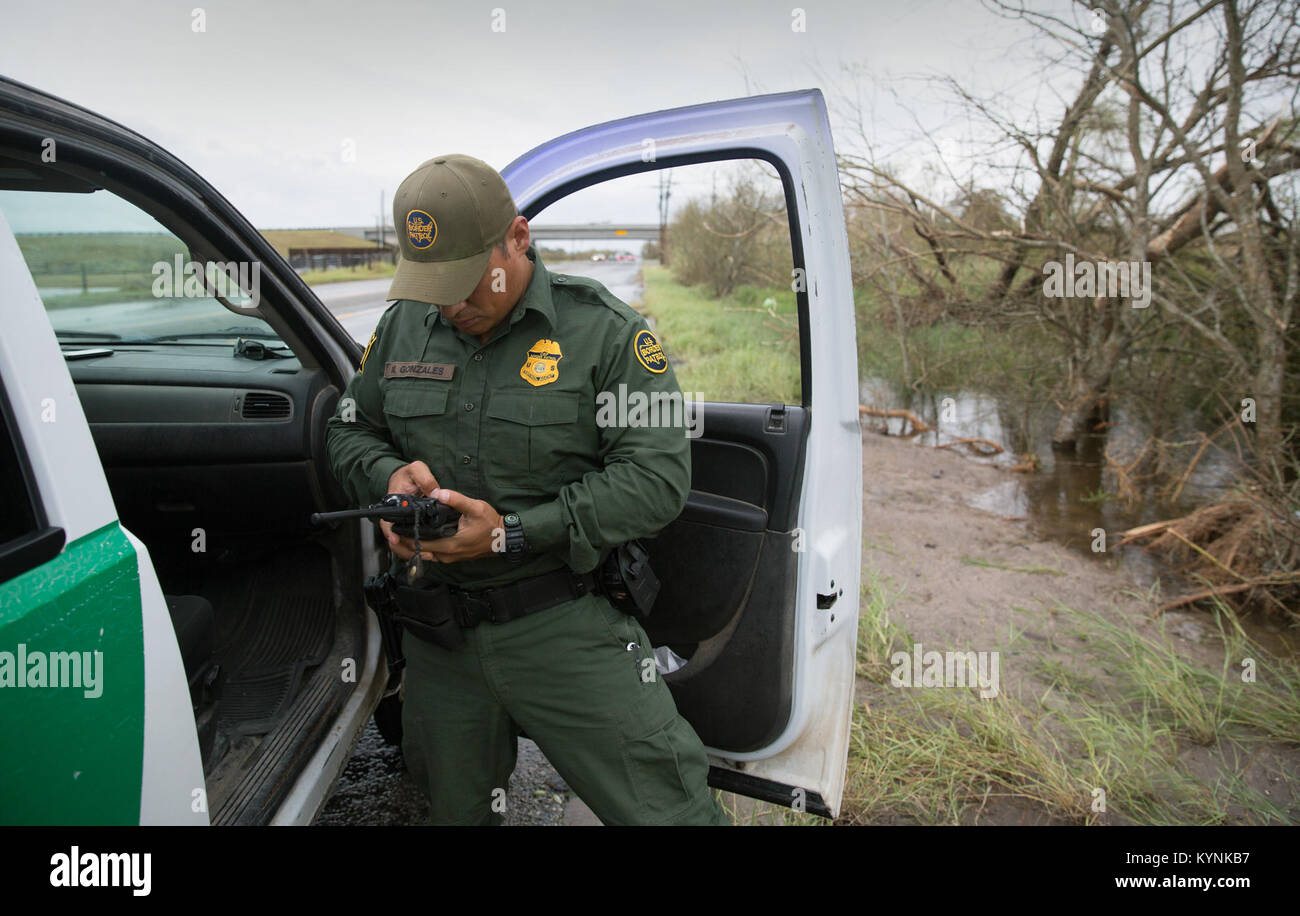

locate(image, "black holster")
[[391, 580, 467, 651], [363, 572, 408, 688], [596, 540, 660, 619]]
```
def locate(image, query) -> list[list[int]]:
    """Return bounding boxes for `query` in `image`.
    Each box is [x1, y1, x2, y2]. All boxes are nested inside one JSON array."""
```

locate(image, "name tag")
[[384, 361, 455, 380]]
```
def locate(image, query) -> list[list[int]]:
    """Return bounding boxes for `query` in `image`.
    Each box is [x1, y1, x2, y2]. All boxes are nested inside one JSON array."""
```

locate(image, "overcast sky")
[[0, 0, 1068, 230]]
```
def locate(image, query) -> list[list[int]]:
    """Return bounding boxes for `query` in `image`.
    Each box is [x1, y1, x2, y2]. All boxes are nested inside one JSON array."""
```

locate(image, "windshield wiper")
[[150, 330, 281, 341], [56, 331, 121, 340], [206, 327, 284, 339]]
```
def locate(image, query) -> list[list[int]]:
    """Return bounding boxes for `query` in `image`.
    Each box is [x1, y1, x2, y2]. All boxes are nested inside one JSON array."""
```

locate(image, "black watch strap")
[[503, 512, 528, 563]]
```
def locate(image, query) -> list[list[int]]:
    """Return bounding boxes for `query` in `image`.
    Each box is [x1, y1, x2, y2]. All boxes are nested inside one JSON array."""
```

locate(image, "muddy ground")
[[855, 427, 1300, 824]]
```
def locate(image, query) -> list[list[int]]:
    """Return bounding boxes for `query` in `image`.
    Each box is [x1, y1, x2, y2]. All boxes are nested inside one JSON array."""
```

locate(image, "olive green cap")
[[387, 154, 518, 306]]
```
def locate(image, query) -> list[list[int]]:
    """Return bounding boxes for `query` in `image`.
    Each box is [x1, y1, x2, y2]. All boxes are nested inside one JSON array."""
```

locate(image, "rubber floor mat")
[[206, 547, 334, 737]]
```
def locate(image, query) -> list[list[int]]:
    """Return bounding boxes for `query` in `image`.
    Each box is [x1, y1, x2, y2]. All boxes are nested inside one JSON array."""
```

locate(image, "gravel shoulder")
[[315, 724, 574, 826]]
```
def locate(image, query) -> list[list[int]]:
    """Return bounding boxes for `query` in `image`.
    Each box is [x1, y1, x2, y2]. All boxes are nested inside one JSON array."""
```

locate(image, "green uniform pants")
[[400, 591, 731, 826]]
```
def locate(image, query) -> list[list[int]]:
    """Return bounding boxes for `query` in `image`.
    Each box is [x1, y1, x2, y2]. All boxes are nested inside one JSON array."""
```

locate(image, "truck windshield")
[[0, 187, 280, 346]]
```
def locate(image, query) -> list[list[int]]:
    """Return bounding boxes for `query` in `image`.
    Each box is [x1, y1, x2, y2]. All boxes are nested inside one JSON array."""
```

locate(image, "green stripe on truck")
[[0, 522, 145, 824]]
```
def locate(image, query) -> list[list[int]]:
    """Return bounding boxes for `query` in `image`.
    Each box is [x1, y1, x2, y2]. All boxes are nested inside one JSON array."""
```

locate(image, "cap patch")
[[406, 209, 437, 250], [633, 329, 668, 374]]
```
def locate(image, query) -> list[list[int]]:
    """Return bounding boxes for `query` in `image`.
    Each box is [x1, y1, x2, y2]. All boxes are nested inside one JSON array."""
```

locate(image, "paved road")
[[310, 278, 394, 342], [43, 259, 641, 347], [47, 295, 268, 339], [314, 259, 643, 342]]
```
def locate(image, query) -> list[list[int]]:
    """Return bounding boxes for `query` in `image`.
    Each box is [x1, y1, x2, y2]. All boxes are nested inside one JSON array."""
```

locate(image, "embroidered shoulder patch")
[[633, 329, 667, 374]]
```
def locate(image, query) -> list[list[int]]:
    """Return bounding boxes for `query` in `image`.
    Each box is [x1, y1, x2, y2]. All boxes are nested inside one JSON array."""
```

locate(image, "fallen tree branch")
[[858, 405, 932, 433], [1154, 575, 1300, 615], [1118, 519, 1176, 545], [936, 437, 1005, 456]]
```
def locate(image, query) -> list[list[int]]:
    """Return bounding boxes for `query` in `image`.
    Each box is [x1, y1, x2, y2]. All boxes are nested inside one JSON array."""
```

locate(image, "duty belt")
[[392, 564, 598, 637], [449, 567, 598, 627]]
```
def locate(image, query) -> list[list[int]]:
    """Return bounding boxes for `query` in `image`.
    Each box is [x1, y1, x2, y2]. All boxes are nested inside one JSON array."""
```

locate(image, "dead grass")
[[1128, 497, 1300, 619]]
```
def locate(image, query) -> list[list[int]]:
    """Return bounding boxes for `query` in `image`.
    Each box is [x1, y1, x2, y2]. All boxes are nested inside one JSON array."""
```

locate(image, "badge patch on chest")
[[633, 329, 668, 374], [384, 361, 455, 380], [520, 338, 562, 387]]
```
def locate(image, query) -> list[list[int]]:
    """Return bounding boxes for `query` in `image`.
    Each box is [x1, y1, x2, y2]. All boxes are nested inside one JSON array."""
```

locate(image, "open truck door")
[[503, 89, 861, 817], [0, 207, 208, 825]]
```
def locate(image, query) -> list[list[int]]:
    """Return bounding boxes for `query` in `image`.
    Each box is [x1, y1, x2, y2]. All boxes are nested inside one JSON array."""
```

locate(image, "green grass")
[[640, 256, 1057, 410], [839, 573, 1300, 825], [1057, 601, 1300, 747], [852, 283, 1061, 416], [17, 232, 191, 309], [15, 232, 185, 274], [299, 261, 396, 286], [28, 271, 140, 289], [40, 282, 157, 309], [960, 556, 1066, 576], [640, 265, 800, 404], [1079, 487, 1112, 505], [855, 572, 912, 682]]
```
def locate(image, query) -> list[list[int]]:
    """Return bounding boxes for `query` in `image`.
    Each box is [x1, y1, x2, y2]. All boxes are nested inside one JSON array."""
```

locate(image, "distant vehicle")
[[591, 253, 606, 261]]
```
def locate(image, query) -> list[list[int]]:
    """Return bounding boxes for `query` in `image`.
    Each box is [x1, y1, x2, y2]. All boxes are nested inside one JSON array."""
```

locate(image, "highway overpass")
[[330, 223, 660, 245]]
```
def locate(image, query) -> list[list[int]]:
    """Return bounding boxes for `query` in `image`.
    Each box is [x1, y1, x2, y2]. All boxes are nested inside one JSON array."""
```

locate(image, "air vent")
[[241, 391, 292, 420]]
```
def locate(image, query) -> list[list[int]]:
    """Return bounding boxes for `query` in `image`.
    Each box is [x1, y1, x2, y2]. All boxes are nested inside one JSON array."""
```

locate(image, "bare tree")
[[838, 0, 1300, 464]]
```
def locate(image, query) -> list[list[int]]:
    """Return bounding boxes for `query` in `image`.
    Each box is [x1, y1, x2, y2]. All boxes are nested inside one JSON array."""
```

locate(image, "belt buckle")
[[457, 589, 495, 626]]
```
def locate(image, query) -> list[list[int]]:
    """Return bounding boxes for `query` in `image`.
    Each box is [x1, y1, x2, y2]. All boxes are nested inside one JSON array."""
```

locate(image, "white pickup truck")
[[0, 79, 861, 824]]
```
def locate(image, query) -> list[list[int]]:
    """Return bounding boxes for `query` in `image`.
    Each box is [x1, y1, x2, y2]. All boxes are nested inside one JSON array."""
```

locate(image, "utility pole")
[[658, 170, 672, 267]]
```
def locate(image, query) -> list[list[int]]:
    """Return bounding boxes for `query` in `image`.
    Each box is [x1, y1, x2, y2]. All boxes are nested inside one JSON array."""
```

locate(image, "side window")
[[530, 159, 800, 405], [0, 187, 278, 348], [0, 392, 38, 545], [0, 378, 53, 584]]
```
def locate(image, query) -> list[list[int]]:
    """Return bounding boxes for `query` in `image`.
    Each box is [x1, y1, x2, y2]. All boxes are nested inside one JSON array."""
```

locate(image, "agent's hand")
[[381, 461, 440, 560], [407, 488, 505, 564], [386, 460, 438, 496]]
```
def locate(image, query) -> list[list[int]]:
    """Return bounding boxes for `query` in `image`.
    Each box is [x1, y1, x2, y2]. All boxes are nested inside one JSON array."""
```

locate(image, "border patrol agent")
[[325, 155, 729, 825]]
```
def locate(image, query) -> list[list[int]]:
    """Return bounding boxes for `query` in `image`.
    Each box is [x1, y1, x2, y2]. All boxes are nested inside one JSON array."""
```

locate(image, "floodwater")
[[859, 377, 1295, 652]]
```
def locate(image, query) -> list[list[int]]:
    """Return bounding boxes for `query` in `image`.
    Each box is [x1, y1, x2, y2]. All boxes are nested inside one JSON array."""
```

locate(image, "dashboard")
[[66, 345, 346, 535], [68, 347, 333, 465]]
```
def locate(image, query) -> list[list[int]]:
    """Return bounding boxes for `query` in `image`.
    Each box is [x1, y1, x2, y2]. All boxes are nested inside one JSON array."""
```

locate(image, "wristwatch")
[[502, 512, 528, 564]]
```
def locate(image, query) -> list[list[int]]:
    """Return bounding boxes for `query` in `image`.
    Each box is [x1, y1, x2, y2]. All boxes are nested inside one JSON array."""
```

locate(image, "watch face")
[[504, 513, 520, 526]]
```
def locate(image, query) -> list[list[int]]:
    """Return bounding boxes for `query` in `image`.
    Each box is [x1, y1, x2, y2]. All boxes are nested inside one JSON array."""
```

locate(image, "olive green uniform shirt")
[[325, 247, 691, 589]]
